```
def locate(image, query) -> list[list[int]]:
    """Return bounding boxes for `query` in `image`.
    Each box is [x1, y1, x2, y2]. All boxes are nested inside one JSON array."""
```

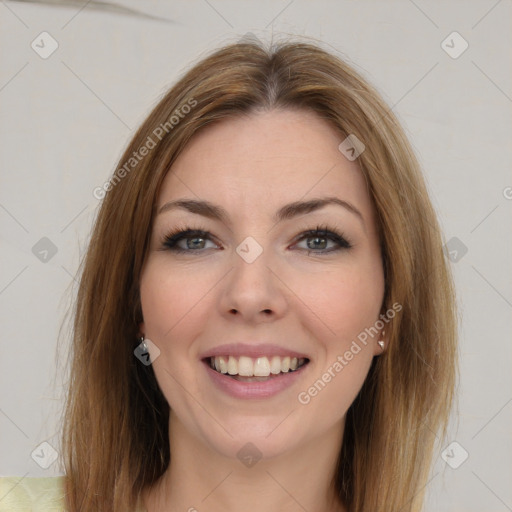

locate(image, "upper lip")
[[199, 343, 310, 360]]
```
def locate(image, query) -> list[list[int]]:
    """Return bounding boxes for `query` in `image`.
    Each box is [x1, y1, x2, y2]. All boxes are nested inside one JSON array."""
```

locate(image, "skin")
[[138, 108, 386, 512]]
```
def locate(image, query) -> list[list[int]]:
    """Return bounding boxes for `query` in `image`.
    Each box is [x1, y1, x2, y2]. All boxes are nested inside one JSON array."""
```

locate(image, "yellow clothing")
[[0, 477, 146, 511]]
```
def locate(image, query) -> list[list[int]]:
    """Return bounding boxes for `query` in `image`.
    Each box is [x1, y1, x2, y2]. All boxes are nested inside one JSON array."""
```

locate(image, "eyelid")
[[159, 227, 217, 252], [160, 224, 353, 253], [291, 226, 353, 252]]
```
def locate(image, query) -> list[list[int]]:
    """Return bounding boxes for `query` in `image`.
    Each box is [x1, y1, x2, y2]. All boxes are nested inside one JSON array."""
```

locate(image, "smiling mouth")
[[204, 355, 310, 382]]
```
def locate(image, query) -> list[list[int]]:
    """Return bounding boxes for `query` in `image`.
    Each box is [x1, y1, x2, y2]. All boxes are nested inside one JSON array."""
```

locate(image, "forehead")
[[158, 108, 374, 222]]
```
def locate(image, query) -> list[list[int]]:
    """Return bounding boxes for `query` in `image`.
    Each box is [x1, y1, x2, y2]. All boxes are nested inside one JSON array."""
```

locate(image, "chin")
[[195, 413, 310, 463]]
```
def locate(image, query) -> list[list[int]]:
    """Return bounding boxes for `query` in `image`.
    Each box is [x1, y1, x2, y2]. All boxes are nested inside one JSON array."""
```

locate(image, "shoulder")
[[0, 476, 66, 511]]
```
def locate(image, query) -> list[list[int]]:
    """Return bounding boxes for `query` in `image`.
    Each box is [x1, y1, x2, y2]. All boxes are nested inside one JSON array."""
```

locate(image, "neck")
[[143, 413, 348, 512]]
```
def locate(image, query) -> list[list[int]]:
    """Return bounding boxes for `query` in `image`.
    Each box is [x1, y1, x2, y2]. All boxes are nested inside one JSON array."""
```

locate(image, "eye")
[[160, 224, 353, 255], [161, 228, 219, 253], [293, 225, 352, 254]]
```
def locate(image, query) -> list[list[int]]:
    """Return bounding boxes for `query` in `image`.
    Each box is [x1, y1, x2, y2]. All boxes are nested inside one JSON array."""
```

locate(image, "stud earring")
[[378, 330, 385, 350]]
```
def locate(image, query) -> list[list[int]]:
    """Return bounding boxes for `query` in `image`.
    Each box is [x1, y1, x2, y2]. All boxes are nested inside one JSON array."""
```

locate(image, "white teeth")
[[209, 355, 306, 377], [254, 357, 271, 377], [270, 356, 281, 374], [218, 356, 228, 374], [227, 356, 237, 375], [238, 356, 254, 376]]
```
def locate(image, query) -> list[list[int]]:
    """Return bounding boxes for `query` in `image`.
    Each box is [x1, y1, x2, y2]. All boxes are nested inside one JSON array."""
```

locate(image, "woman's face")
[[139, 108, 385, 460]]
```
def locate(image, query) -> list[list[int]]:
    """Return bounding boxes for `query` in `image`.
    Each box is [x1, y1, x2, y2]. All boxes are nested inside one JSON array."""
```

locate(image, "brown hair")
[[59, 36, 458, 511]]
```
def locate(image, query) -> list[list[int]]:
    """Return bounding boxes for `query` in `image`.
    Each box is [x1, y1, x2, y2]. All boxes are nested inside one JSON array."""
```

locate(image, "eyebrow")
[[157, 196, 365, 227]]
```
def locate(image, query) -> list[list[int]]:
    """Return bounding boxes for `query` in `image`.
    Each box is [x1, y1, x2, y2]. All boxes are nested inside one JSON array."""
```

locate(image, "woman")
[[1, 37, 457, 512]]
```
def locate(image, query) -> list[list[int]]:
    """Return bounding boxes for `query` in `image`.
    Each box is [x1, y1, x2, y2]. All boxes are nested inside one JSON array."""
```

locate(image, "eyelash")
[[160, 223, 353, 255]]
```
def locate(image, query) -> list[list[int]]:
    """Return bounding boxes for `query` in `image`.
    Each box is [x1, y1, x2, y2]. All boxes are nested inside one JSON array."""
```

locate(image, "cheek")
[[295, 271, 381, 419], [293, 263, 384, 344], [139, 260, 215, 346], [139, 262, 217, 411]]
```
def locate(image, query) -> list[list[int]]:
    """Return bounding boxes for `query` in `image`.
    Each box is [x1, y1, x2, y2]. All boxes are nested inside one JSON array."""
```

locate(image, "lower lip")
[[203, 360, 310, 399]]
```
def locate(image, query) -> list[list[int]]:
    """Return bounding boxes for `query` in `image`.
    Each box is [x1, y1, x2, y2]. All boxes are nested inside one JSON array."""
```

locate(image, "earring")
[[378, 330, 385, 350], [139, 335, 148, 352]]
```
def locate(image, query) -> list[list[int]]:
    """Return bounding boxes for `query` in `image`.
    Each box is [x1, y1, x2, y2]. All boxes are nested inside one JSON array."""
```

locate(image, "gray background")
[[1, 1, 511, 511]]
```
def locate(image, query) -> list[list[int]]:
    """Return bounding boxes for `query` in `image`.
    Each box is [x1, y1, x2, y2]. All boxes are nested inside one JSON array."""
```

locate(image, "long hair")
[[59, 36, 458, 511]]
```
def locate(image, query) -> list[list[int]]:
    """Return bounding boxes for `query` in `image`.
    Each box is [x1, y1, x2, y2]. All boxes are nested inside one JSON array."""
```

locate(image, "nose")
[[218, 242, 288, 324]]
